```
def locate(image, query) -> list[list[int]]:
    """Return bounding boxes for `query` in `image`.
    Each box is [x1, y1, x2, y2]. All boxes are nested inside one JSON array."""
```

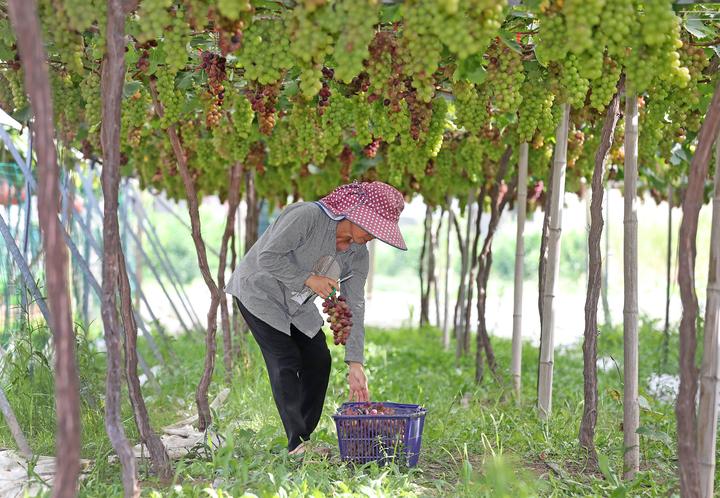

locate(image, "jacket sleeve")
[[256, 204, 316, 293], [342, 245, 370, 365]]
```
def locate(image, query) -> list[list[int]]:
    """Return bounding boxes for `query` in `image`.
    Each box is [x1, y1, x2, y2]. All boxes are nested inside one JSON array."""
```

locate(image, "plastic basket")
[[332, 402, 427, 467]]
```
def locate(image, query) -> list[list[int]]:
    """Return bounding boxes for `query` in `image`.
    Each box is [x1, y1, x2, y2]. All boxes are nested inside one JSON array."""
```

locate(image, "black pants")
[[235, 298, 332, 451]]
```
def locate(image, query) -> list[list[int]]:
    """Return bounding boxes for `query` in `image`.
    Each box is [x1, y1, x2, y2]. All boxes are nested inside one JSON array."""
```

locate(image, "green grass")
[[0, 316, 704, 497]]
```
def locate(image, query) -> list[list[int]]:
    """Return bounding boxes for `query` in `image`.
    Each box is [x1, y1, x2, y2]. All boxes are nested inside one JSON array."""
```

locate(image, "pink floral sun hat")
[[316, 181, 407, 251]]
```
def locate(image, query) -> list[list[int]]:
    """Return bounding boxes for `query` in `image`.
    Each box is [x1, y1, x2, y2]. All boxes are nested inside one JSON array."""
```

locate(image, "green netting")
[[0, 162, 24, 188]]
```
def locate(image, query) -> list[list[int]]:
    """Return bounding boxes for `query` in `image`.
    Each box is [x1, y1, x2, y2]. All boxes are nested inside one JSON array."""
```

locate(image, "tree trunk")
[[538, 165, 554, 329], [579, 83, 622, 465], [149, 79, 222, 432], [432, 210, 441, 327], [536, 159, 555, 392], [475, 147, 512, 384], [623, 93, 640, 479], [97, 1, 153, 492], [245, 170, 260, 253], [662, 185, 673, 370], [511, 142, 528, 398], [677, 79, 720, 498], [218, 163, 243, 383], [696, 138, 720, 498], [443, 206, 452, 349], [452, 200, 469, 359], [463, 195, 481, 356], [537, 102, 570, 420], [419, 205, 430, 327], [7, 1, 81, 497]]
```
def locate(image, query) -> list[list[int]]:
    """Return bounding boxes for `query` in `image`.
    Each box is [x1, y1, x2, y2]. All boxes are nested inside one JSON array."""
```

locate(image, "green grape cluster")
[[5, 69, 27, 111], [288, 4, 337, 99], [453, 81, 489, 134], [370, 100, 409, 143], [400, 0, 442, 102], [237, 18, 293, 84], [596, 0, 635, 61], [61, 0, 101, 32], [589, 56, 621, 111], [534, 8, 567, 63], [563, 0, 604, 55], [639, 88, 667, 164], [421, 97, 448, 159], [122, 88, 150, 149], [52, 72, 83, 142], [155, 71, 182, 128], [485, 42, 525, 114], [38, 0, 85, 74], [80, 72, 101, 131], [332, 0, 379, 84], [137, 0, 172, 42], [217, 0, 252, 21], [457, 135, 485, 183], [517, 76, 555, 143], [163, 11, 189, 73], [559, 55, 589, 106], [626, 0, 688, 93], [432, 0, 504, 61]]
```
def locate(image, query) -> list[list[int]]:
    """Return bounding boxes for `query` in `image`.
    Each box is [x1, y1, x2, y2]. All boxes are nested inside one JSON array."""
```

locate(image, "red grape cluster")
[[340, 402, 395, 416], [200, 51, 227, 128], [318, 67, 333, 116], [323, 294, 353, 345], [247, 83, 279, 135], [363, 138, 381, 158]]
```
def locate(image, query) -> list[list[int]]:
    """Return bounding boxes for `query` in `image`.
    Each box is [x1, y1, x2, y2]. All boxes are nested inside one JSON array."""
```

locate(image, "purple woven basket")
[[332, 402, 427, 467]]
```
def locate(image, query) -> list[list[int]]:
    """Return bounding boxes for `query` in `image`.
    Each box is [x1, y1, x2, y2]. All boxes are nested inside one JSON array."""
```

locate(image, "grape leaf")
[[122, 82, 143, 99], [453, 55, 487, 85], [684, 18, 716, 39]]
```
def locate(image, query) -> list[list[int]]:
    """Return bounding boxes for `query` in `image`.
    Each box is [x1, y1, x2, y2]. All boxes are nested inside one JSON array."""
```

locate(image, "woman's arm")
[[342, 245, 370, 365]]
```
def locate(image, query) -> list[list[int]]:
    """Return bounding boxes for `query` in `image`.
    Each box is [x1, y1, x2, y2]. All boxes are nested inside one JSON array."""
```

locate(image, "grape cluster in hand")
[[323, 294, 353, 345]]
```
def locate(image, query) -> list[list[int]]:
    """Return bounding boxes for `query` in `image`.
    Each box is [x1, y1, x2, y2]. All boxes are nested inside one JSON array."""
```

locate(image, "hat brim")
[[346, 204, 407, 251]]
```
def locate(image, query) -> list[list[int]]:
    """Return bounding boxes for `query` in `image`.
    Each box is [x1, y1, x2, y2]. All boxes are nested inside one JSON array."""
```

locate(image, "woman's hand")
[[304, 275, 339, 299], [348, 362, 369, 402]]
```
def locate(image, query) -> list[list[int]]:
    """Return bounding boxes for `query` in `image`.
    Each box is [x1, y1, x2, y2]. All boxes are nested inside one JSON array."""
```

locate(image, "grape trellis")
[[0, 0, 719, 497]]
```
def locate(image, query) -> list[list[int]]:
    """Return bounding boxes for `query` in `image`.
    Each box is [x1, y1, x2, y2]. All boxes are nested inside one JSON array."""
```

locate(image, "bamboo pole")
[[537, 102, 570, 420], [623, 93, 640, 479], [511, 142, 528, 398], [0, 384, 32, 459], [662, 185, 673, 370], [696, 137, 720, 498]]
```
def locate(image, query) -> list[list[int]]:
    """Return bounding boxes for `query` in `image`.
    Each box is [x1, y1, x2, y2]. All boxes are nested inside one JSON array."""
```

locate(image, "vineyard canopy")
[[0, 0, 717, 207]]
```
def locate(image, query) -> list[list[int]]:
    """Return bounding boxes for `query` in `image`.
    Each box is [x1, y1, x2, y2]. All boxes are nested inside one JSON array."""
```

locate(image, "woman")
[[225, 181, 407, 455]]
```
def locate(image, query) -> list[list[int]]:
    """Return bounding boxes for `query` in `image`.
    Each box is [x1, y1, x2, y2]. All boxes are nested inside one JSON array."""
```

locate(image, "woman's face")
[[336, 220, 374, 251]]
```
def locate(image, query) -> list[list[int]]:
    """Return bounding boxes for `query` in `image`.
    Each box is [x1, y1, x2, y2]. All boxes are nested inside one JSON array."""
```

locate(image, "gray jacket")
[[224, 202, 369, 364]]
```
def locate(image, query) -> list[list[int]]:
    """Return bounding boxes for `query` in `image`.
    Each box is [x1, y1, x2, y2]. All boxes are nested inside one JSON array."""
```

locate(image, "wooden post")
[[662, 184, 673, 370], [623, 93, 640, 479], [511, 142, 528, 398], [537, 102, 570, 420], [696, 137, 720, 498]]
